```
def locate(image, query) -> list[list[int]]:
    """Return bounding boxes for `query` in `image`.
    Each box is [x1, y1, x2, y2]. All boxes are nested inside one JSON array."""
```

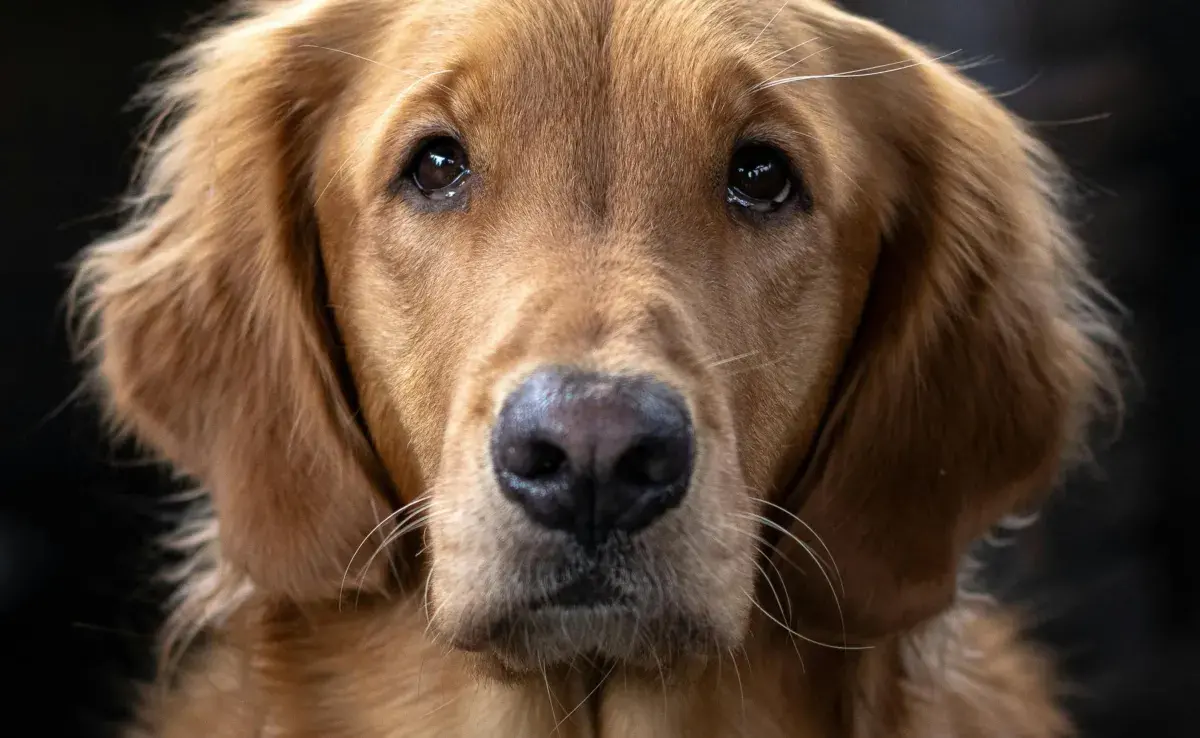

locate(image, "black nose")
[[491, 369, 694, 546]]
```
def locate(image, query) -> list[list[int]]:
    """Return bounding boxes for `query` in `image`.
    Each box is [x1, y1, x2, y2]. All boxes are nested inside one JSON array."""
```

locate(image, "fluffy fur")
[[72, 0, 1120, 735]]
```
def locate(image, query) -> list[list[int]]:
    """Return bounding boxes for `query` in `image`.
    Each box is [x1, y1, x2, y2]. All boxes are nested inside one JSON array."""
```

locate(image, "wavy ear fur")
[[774, 13, 1118, 641], [71, 0, 400, 602]]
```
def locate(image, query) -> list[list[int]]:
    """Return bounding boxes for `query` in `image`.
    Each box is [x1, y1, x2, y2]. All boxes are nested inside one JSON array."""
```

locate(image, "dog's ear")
[[72, 2, 400, 602], [772, 16, 1118, 640]]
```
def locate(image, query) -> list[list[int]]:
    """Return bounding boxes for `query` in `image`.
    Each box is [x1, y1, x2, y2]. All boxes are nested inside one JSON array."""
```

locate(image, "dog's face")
[[77, 0, 1112, 678], [320, 1, 869, 671]]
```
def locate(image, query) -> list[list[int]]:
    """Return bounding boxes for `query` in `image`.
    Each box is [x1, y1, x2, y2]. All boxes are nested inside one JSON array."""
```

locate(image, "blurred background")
[[1, 0, 1196, 735]]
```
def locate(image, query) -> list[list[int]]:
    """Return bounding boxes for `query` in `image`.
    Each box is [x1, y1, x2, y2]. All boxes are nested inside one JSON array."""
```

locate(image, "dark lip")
[[465, 570, 635, 648], [527, 569, 630, 611], [450, 566, 644, 653]]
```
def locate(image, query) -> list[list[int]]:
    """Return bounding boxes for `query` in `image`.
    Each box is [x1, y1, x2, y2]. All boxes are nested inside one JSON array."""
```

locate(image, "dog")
[[72, 0, 1120, 735]]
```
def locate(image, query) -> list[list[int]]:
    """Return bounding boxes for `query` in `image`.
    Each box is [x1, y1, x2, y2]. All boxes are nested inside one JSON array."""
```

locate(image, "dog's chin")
[[450, 602, 733, 680]]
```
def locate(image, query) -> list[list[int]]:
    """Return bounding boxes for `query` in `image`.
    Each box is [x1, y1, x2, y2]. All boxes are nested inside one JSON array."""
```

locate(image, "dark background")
[[1, 1, 1196, 735]]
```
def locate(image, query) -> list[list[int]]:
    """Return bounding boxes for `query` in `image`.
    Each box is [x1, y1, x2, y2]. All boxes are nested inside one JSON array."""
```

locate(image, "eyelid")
[[390, 135, 476, 212], [385, 122, 467, 195], [419, 166, 473, 200]]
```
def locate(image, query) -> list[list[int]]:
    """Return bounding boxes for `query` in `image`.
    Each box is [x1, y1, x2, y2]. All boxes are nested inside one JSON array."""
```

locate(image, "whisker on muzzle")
[[755, 498, 845, 595], [340, 495, 433, 606], [342, 475, 473, 609], [748, 557, 807, 666], [713, 504, 860, 654], [735, 511, 850, 645], [353, 505, 446, 604], [741, 587, 870, 653]]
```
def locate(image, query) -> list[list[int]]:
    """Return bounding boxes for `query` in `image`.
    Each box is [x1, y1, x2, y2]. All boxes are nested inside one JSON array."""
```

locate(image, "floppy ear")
[[72, 1, 401, 602], [772, 21, 1117, 640]]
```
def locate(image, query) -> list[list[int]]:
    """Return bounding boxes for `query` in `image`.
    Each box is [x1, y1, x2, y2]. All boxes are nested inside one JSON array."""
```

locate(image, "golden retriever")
[[72, 0, 1119, 735]]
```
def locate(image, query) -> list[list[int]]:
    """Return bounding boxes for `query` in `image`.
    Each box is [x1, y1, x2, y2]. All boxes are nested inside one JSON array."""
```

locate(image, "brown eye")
[[726, 143, 797, 213], [410, 136, 470, 199]]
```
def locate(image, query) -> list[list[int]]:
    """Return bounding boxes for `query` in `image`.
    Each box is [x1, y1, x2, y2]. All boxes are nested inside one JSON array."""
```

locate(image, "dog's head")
[[75, 0, 1114, 676]]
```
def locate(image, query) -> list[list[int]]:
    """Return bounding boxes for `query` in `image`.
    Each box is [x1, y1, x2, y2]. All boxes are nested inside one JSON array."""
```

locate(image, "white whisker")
[[744, 591, 870, 652], [540, 665, 561, 728], [736, 510, 850, 649], [751, 555, 794, 622], [705, 350, 759, 369], [552, 660, 616, 733], [760, 37, 818, 65], [339, 496, 431, 605], [950, 54, 1000, 73], [755, 49, 961, 91], [755, 498, 843, 592], [298, 44, 406, 73], [1030, 112, 1111, 128], [744, 529, 810, 586], [758, 55, 921, 90], [729, 356, 787, 376], [762, 46, 833, 83], [419, 693, 465, 720], [752, 1, 790, 47], [749, 559, 806, 666], [727, 645, 747, 726], [351, 503, 446, 608], [423, 591, 455, 645], [994, 70, 1043, 100]]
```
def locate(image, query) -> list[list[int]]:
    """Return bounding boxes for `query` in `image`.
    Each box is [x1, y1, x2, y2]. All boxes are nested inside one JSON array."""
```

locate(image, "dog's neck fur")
[[133, 595, 1069, 738]]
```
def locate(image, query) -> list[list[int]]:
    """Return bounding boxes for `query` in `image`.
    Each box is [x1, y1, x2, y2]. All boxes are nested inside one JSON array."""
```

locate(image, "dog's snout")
[[490, 368, 694, 545]]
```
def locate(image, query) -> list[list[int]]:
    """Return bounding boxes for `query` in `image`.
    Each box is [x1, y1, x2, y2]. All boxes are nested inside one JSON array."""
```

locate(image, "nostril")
[[492, 368, 695, 540], [614, 438, 690, 488], [499, 439, 568, 481], [526, 441, 567, 479]]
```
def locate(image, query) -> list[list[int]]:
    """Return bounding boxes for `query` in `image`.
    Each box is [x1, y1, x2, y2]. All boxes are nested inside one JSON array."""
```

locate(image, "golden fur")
[[72, 0, 1118, 735]]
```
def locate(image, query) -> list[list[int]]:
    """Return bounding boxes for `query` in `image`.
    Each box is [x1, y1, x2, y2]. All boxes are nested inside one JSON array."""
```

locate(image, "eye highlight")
[[403, 136, 471, 202], [726, 143, 803, 214]]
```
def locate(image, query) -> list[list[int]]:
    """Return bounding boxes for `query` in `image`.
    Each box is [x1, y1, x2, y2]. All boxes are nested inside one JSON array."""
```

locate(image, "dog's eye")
[[409, 137, 470, 200], [726, 144, 797, 213]]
